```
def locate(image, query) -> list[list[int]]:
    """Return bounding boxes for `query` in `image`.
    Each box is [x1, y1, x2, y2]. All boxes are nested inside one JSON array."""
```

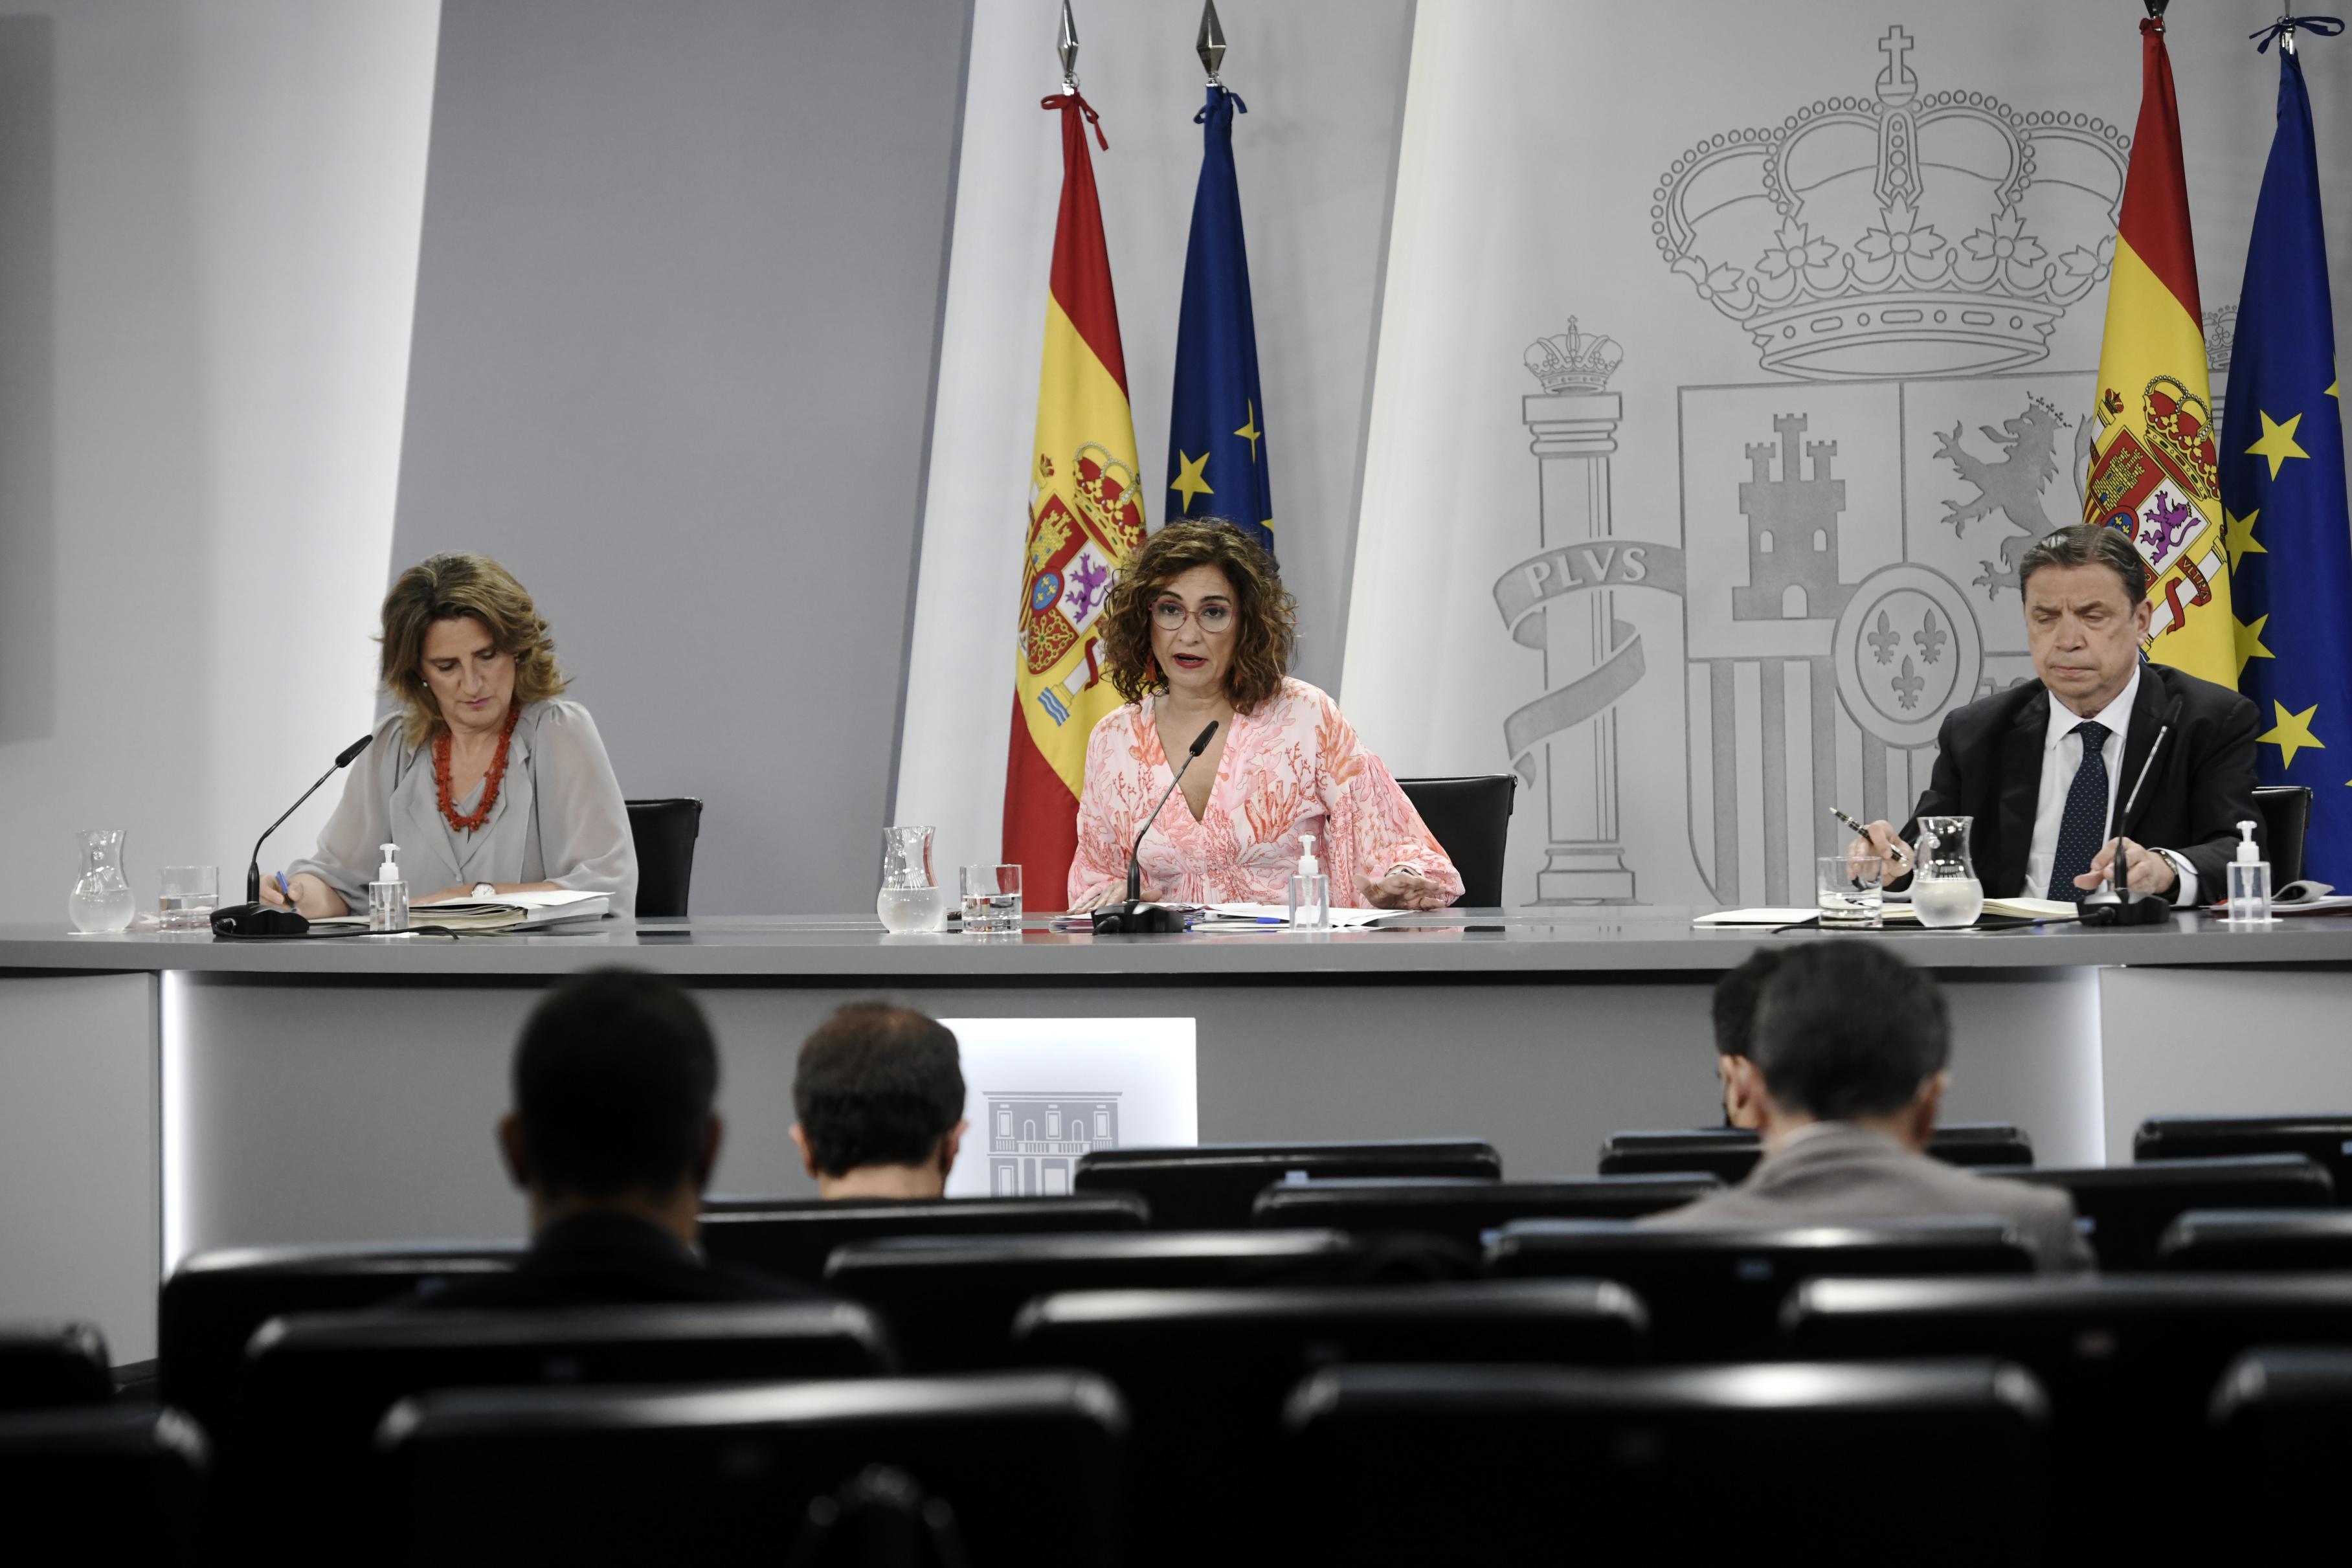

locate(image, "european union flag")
[[2222, 27, 2352, 885], [1167, 85, 1273, 562]]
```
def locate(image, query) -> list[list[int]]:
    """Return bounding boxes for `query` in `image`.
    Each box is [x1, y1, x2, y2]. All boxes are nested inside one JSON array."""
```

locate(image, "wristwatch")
[[472, 882, 497, 899]]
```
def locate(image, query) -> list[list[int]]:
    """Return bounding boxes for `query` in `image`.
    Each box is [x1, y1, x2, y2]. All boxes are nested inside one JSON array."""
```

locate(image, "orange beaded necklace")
[[433, 703, 522, 834]]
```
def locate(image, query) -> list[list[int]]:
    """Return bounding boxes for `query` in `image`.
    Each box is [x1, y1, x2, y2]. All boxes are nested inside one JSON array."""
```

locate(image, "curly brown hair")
[[1099, 520, 1296, 711], [379, 553, 568, 746]]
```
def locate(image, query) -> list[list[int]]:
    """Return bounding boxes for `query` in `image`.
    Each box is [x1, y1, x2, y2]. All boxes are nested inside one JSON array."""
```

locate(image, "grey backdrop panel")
[[388, 0, 971, 913]]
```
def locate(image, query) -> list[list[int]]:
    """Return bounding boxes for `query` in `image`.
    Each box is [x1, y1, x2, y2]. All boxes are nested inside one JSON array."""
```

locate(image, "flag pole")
[[1057, 0, 1079, 90], [1198, 1, 1227, 84]]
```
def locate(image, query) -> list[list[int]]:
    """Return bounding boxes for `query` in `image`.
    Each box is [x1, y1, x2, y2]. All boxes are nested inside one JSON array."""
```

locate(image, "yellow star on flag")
[[1233, 401, 1261, 463], [2246, 410, 2311, 480], [2235, 612, 2275, 678], [1170, 449, 1213, 513], [2226, 507, 2265, 568], [2259, 700, 2326, 770]]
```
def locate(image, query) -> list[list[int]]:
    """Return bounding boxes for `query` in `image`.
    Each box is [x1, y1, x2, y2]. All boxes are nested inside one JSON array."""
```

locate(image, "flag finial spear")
[[2144, 0, 2170, 18], [1197, 0, 1227, 84], [1057, 0, 1080, 89]]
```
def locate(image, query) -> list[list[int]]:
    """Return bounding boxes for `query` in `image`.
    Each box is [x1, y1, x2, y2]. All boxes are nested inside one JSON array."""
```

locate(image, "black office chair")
[[1982, 1154, 2335, 1270], [624, 796, 703, 917], [159, 1242, 522, 1463], [1596, 1123, 2033, 1182], [823, 1229, 1363, 1371], [1013, 1281, 1647, 1568], [699, 1193, 1150, 1283], [2157, 1209, 2352, 1270], [241, 1302, 893, 1562], [1786, 1273, 2352, 1558], [2134, 1114, 2352, 1195], [2253, 783, 2311, 886], [1485, 1216, 2032, 1357], [378, 1371, 1128, 1567], [1074, 1140, 1502, 1228], [1251, 1174, 1723, 1247], [2211, 1347, 2352, 1558], [1285, 1360, 2049, 1565], [0, 1322, 113, 1411], [0, 1406, 212, 1562], [1394, 775, 1515, 908]]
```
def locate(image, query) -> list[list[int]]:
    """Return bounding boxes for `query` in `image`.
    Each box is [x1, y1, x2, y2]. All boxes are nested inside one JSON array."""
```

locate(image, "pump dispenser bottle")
[[368, 842, 410, 932], [2225, 818, 2272, 924], [1288, 833, 1330, 930]]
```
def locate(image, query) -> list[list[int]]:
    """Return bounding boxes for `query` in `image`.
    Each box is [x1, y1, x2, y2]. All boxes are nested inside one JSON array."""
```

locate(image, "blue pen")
[[274, 871, 291, 903]]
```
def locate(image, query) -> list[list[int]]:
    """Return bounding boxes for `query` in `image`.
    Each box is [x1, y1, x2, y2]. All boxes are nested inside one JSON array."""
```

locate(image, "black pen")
[[1831, 805, 1912, 871]]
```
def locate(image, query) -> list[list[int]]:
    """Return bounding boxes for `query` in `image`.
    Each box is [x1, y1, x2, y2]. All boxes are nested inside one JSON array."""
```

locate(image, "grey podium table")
[[3, 908, 2349, 1360]]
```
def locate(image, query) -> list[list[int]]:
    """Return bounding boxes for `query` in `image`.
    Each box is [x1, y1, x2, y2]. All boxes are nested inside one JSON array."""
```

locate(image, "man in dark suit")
[[1849, 522, 2261, 904], [417, 967, 811, 1308], [1650, 943, 2092, 1271]]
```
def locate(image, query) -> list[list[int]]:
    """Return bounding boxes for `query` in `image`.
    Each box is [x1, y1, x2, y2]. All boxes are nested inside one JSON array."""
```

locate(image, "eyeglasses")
[[1151, 599, 1233, 633]]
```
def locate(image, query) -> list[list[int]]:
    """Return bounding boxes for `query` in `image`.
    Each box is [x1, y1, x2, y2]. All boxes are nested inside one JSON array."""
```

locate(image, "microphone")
[[2080, 693, 2186, 926], [243, 733, 375, 902], [1095, 720, 1219, 935]]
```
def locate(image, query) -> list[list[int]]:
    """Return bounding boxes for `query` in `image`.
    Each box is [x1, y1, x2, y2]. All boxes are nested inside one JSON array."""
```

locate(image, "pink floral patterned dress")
[[1069, 678, 1464, 909]]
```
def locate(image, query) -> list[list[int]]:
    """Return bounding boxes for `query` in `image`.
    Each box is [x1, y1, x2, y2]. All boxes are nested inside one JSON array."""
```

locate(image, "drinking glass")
[[959, 864, 1023, 934], [1912, 814, 1984, 928], [1819, 855, 1883, 929], [69, 829, 135, 933], [158, 865, 220, 930], [877, 825, 948, 934]]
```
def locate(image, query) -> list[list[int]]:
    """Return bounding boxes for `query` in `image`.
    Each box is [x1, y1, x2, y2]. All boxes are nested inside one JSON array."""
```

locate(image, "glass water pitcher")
[[69, 829, 136, 933], [1910, 814, 1984, 928], [876, 825, 948, 934]]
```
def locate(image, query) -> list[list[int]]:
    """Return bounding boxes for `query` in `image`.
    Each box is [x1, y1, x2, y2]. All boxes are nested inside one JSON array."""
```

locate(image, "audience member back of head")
[[1710, 948, 1782, 1130], [1650, 941, 2092, 1271], [417, 967, 814, 1308], [790, 1003, 968, 1200]]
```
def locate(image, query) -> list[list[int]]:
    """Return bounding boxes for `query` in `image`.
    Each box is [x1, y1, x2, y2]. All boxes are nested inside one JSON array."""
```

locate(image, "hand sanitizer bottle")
[[368, 842, 410, 933], [2226, 819, 2272, 924], [1288, 833, 1330, 930]]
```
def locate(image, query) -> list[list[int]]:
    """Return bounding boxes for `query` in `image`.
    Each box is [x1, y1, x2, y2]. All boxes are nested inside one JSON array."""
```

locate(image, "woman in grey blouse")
[[264, 554, 639, 916]]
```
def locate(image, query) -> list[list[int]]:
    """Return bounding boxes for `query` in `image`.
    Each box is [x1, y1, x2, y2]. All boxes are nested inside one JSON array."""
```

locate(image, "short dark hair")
[[512, 968, 718, 1200], [1710, 948, 1784, 1059], [1750, 942, 1950, 1120], [2017, 522, 2149, 603], [792, 1003, 965, 1177]]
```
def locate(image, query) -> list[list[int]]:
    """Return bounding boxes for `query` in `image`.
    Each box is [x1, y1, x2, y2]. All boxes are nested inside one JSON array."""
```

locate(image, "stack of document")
[[1191, 903, 1397, 931], [1694, 897, 2079, 927], [313, 889, 610, 933]]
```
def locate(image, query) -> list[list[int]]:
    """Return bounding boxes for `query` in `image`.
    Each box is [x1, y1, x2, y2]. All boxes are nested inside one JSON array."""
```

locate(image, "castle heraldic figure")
[[1848, 524, 2260, 904]]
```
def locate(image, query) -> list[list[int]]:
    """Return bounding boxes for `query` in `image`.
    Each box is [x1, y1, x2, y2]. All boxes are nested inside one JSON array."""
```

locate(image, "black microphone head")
[[1189, 720, 1220, 756], [334, 732, 375, 768]]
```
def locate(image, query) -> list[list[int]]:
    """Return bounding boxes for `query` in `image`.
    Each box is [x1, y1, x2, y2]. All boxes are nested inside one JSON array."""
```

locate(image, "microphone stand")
[[1093, 720, 1219, 935], [2078, 695, 2184, 927], [244, 734, 375, 901]]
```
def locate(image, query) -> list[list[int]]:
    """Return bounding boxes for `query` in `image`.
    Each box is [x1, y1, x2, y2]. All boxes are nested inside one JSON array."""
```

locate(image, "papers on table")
[[311, 889, 610, 933], [1192, 903, 1396, 930], [1694, 896, 2079, 928]]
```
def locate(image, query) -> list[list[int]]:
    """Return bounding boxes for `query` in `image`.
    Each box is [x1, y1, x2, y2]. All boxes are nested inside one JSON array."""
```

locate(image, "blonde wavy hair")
[[379, 553, 567, 746]]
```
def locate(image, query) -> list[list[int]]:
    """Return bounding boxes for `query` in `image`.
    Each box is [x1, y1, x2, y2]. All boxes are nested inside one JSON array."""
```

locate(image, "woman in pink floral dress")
[[1068, 521, 1462, 912]]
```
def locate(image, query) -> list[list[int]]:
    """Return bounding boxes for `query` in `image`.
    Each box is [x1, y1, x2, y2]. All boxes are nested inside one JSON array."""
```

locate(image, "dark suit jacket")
[[1903, 662, 2261, 901], [410, 1210, 818, 1310]]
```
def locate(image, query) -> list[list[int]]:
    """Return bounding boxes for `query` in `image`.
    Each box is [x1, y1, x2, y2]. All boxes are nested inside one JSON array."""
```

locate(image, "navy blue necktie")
[[2046, 720, 2112, 902]]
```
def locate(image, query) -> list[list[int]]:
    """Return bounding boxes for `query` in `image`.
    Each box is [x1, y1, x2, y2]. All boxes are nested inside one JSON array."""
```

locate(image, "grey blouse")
[[288, 699, 639, 915]]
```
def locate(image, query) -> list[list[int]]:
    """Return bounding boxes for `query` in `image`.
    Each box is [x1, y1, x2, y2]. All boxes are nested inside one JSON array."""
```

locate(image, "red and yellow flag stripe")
[[2083, 16, 2235, 685]]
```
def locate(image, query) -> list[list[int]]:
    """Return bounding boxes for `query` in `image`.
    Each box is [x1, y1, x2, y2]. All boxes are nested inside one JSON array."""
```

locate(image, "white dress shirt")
[[2019, 666, 2197, 903]]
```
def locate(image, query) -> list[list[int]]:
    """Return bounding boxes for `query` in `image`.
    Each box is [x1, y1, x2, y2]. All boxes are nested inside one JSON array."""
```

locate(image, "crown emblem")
[[1525, 317, 1624, 394], [1654, 26, 2129, 380]]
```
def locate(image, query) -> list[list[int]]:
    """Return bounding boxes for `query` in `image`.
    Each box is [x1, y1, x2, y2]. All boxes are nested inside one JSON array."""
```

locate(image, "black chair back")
[[242, 1301, 891, 1564], [2134, 1113, 2352, 1195], [379, 1371, 1126, 1567], [0, 1407, 211, 1562], [2212, 1347, 2352, 1558], [1486, 1216, 2032, 1357], [1983, 1154, 2334, 1270], [159, 1243, 522, 1461], [1014, 1281, 1646, 1568], [623, 796, 703, 917], [1286, 1360, 2048, 1565], [2157, 1209, 2352, 1270], [1787, 1273, 2352, 1556], [700, 1193, 1149, 1282], [1075, 1140, 1501, 1229], [824, 1229, 1362, 1371], [1597, 1123, 2033, 1181], [2254, 784, 2311, 885], [1251, 1174, 1721, 1246], [0, 1321, 111, 1410], [1394, 775, 1514, 907]]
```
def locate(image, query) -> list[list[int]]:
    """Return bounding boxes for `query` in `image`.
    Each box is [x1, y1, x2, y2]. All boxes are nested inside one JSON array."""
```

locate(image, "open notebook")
[[312, 888, 610, 933], [1694, 897, 2079, 927]]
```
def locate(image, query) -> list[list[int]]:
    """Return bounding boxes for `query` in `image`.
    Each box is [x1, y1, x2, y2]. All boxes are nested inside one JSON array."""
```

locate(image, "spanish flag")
[[2083, 14, 2236, 685], [1003, 92, 1145, 910]]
